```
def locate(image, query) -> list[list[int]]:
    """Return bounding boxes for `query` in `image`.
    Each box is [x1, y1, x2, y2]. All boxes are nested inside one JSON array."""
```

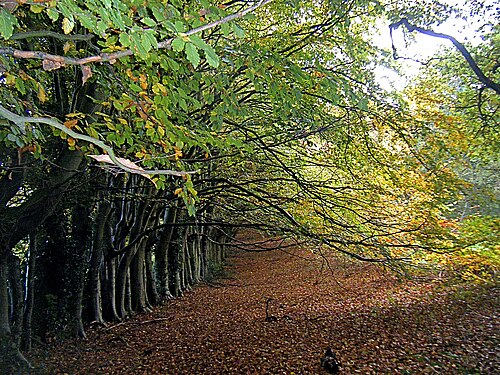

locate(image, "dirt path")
[[33, 245, 499, 374]]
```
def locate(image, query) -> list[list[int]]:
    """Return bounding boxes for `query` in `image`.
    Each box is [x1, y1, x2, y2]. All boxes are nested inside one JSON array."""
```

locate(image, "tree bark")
[[0, 254, 31, 372], [168, 223, 183, 297], [130, 243, 149, 313], [155, 206, 178, 302], [21, 233, 36, 351], [102, 257, 119, 322], [1, 149, 84, 257], [7, 253, 23, 347], [145, 248, 159, 306], [68, 203, 92, 338], [86, 201, 111, 324]]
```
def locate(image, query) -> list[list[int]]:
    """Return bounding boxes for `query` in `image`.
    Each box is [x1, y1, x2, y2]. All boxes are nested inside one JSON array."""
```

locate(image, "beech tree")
[[0, 0, 496, 371]]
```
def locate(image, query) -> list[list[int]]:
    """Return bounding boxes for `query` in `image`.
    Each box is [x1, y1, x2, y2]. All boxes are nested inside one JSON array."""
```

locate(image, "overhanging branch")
[[0, 0, 273, 70], [390, 18, 500, 95], [0, 104, 196, 177]]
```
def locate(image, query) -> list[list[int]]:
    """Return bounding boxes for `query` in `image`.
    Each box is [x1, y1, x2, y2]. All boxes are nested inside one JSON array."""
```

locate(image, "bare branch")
[[390, 18, 500, 95]]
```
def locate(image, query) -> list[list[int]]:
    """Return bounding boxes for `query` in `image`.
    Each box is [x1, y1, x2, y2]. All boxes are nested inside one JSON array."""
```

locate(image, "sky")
[[373, 0, 496, 91]]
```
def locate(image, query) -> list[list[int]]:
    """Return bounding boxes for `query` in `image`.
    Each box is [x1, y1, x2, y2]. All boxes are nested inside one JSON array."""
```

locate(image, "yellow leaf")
[[5, 74, 15, 85], [64, 119, 78, 129], [30, 4, 44, 13], [66, 112, 83, 118], [152, 83, 167, 95], [174, 147, 183, 160], [174, 188, 183, 195], [63, 42, 72, 53], [62, 17, 74, 34], [67, 137, 76, 147], [37, 84, 47, 103], [19, 70, 31, 81]]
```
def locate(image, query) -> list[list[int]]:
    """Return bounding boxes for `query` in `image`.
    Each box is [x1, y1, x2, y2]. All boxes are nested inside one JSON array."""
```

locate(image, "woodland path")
[[33, 239, 498, 374]]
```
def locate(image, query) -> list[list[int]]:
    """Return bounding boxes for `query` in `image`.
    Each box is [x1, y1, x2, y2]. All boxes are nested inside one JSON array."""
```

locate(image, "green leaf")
[[80, 13, 97, 30], [221, 22, 231, 36], [119, 32, 131, 47], [151, 6, 167, 23], [46, 8, 60, 22], [142, 17, 157, 27], [179, 97, 188, 111], [15, 77, 26, 95], [129, 83, 142, 92], [358, 97, 369, 111], [142, 29, 157, 50], [96, 20, 108, 34], [185, 43, 200, 67], [7, 133, 19, 143], [30, 4, 45, 13], [174, 21, 186, 32], [203, 45, 220, 68], [188, 34, 208, 49], [169, 58, 180, 71], [111, 14, 126, 31], [232, 23, 245, 38], [131, 33, 149, 59], [244, 13, 256, 20], [172, 37, 185, 52], [0, 9, 18, 40]]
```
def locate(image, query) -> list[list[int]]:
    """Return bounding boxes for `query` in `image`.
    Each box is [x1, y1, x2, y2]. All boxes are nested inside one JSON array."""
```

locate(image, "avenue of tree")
[[0, 0, 498, 371]]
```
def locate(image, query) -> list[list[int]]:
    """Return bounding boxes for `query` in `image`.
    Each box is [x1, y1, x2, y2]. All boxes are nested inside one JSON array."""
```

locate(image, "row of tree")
[[0, 0, 498, 371]]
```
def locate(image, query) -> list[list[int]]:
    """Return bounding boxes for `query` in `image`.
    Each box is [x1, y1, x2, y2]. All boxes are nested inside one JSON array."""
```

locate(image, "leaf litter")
[[31, 245, 498, 374]]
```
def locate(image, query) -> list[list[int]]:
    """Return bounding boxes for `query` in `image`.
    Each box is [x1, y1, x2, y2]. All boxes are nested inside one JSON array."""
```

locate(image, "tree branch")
[[0, 0, 273, 70], [0, 104, 196, 177], [10, 31, 94, 41], [389, 18, 500, 95]]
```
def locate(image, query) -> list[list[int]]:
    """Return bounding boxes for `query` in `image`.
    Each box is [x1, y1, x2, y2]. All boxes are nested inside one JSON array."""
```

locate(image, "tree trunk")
[[1, 150, 84, 257], [86, 202, 112, 324], [21, 233, 36, 351], [0, 254, 31, 373], [130, 244, 149, 313], [200, 229, 208, 280], [116, 194, 155, 317], [125, 269, 132, 315], [184, 230, 194, 288], [102, 257, 119, 322], [7, 253, 23, 347], [145, 248, 159, 306], [155, 206, 177, 302], [168, 227, 182, 297], [68, 204, 91, 338]]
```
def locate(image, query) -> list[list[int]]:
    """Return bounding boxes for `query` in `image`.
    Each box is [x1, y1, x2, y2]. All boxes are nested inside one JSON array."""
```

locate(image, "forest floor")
[[32, 239, 499, 374]]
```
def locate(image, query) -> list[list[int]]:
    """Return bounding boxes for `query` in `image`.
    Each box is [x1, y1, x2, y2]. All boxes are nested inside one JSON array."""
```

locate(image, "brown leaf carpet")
[[32, 244, 499, 374]]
